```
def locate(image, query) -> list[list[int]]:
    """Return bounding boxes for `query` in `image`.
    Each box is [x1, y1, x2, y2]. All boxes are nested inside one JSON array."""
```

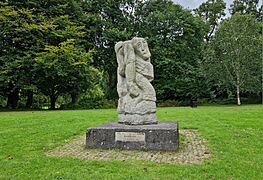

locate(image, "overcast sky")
[[172, 0, 233, 10]]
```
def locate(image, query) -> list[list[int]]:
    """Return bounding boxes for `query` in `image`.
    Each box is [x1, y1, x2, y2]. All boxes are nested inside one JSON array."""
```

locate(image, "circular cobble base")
[[45, 129, 210, 164]]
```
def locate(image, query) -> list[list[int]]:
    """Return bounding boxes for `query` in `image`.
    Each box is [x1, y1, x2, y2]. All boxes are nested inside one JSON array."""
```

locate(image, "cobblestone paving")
[[45, 129, 210, 164]]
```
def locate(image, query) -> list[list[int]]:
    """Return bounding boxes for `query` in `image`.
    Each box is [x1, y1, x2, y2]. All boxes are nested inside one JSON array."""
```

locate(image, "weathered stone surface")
[[115, 37, 157, 125], [86, 122, 179, 151], [118, 113, 157, 125]]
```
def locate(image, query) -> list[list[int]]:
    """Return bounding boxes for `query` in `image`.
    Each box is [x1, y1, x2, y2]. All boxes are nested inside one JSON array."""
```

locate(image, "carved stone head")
[[131, 37, 151, 60]]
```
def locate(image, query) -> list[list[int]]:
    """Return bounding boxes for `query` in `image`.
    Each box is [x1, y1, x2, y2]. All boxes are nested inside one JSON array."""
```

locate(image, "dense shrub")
[[61, 97, 117, 110]]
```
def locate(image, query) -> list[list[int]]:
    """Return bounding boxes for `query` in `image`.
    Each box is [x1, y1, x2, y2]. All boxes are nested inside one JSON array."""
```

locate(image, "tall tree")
[[135, 0, 208, 101], [230, 0, 263, 20], [0, 0, 100, 109], [203, 14, 261, 105], [85, 0, 141, 99], [194, 0, 226, 42], [0, 2, 54, 108], [35, 39, 98, 109]]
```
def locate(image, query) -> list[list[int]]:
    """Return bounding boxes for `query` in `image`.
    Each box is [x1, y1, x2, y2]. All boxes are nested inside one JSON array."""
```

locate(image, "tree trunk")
[[107, 71, 118, 99], [107, 71, 113, 99], [236, 85, 241, 105], [262, 76, 263, 104], [50, 96, 57, 110], [236, 61, 241, 106], [26, 91, 33, 108], [7, 88, 19, 109], [71, 93, 78, 105]]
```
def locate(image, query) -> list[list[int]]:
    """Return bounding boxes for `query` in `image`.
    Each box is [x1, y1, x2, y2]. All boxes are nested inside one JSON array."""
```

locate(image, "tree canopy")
[[136, 0, 208, 101], [0, 0, 262, 109], [202, 13, 262, 105]]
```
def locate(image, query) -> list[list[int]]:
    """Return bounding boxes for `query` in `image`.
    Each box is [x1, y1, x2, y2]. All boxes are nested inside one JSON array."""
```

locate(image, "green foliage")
[[203, 13, 262, 105], [0, 2, 54, 108], [194, 0, 226, 41], [0, 1, 101, 109], [230, 0, 263, 20], [0, 95, 6, 108], [0, 0, 262, 108], [35, 38, 99, 109], [85, 0, 140, 99], [136, 0, 208, 101], [63, 97, 116, 109]]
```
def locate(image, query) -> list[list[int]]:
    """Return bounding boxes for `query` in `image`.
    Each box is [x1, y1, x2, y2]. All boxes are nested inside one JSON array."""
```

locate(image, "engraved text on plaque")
[[115, 132, 145, 142]]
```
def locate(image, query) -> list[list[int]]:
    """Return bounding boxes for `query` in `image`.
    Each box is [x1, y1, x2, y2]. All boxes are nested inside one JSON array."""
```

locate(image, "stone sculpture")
[[115, 37, 157, 125], [86, 38, 179, 152]]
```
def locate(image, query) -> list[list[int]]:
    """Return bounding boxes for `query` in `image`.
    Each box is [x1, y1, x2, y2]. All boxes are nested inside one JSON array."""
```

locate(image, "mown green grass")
[[0, 105, 263, 180]]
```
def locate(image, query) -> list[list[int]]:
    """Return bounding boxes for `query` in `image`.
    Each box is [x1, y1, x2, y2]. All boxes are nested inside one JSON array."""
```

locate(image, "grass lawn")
[[0, 105, 263, 180]]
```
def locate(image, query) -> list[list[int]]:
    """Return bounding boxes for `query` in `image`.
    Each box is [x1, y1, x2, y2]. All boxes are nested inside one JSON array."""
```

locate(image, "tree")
[[230, 0, 263, 20], [0, 0, 100, 109], [135, 0, 208, 101], [0, 2, 54, 108], [194, 0, 226, 42], [35, 39, 99, 109], [203, 14, 261, 105], [85, 0, 141, 99]]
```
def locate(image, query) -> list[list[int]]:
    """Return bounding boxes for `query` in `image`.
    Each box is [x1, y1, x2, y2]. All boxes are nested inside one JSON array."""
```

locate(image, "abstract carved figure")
[[115, 37, 157, 125]]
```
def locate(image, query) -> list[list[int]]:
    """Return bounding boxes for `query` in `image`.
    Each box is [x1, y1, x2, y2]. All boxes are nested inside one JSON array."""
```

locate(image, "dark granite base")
[[86, 121, 179, 151]]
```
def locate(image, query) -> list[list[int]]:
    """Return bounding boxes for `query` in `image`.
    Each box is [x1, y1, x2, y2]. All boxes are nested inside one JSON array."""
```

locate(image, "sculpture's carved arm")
[[124, 43, 139, 97], [115, 42, 125, 77]]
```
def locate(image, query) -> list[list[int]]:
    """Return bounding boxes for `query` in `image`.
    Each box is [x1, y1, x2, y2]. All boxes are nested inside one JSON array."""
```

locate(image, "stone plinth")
[[86, 122, 179, 151]]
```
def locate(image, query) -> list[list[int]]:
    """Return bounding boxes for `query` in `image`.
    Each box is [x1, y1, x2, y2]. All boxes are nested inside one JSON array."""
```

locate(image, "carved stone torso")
[[135, 57, 154, 81]]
